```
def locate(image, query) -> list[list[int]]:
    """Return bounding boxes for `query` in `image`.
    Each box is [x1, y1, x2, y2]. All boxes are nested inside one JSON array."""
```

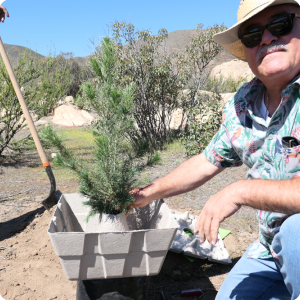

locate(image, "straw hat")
[[214, 0, 300, 61]]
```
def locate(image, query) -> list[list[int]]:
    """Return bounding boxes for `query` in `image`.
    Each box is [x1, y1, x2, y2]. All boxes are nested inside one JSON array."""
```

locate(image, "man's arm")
[[131, 152, 224, 208], [195, 177, 300, 246]]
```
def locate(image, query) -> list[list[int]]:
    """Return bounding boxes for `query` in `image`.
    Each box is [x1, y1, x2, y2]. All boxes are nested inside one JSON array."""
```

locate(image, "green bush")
[[111, 22, 184, 151], [176, 23, 227, 118], [74, 82, 91, 110], [181, 92, 223, 157], [110, 22, 227, 151], [204, 75, 248, 93], [54, 52, 93, 98], [0, 49, 71, 158]]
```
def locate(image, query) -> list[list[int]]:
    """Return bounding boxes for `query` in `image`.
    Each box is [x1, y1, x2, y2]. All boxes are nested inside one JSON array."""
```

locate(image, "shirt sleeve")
[[204, 102, 243, 168]]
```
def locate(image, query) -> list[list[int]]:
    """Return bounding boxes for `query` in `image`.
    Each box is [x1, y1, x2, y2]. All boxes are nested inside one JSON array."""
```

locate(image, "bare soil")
[[0, 132, 259, 300]]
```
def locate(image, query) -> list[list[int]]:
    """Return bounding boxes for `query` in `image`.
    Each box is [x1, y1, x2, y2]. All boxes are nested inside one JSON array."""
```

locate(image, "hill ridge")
[[3, 30, 236, 68]]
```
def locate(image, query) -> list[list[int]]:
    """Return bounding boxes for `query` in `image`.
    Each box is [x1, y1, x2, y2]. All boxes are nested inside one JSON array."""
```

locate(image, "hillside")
[[163, 30, 198, 53], [3, 30, 236, 69], [3, 44, 45, 67], [72, 55, 90, 67], [164, 30, 236, 72]]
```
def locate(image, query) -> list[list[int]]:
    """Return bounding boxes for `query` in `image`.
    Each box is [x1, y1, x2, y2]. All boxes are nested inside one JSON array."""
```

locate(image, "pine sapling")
[[41, 37, 139, 219]]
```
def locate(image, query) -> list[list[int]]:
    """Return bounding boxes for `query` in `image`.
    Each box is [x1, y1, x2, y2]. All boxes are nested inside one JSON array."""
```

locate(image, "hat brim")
[[214, 0, 300, 61]]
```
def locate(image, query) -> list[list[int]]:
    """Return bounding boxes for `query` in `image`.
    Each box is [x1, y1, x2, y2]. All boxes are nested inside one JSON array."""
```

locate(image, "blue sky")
[[1, 0, 240, 58]]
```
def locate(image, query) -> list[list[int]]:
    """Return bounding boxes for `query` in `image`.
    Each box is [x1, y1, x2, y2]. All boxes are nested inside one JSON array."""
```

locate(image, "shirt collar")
[[244, 73, 300, 126]]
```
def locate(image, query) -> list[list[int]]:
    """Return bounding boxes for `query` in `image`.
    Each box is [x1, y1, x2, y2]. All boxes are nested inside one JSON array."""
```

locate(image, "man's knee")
[[275, 213, 300, 250], [280, 213, 300, 238]]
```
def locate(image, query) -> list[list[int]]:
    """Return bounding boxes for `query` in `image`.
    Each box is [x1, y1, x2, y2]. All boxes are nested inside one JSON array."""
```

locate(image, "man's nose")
[[259, 27, 279, 46]]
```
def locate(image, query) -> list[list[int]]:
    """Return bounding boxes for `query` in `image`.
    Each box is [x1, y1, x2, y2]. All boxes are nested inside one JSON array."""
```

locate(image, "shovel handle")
[[0, 36, 49, 166]]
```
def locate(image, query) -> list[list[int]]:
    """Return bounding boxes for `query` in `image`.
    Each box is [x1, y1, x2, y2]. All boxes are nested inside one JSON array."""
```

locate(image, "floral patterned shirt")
[[204, 74, 300, 262]]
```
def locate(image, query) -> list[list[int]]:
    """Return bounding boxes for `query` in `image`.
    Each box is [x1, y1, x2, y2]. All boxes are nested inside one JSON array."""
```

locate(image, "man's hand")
[[130, 186, 153, 208], [126, 185, 154, 217], [0, 5, 9, 23], [194, 182, 242, 245]]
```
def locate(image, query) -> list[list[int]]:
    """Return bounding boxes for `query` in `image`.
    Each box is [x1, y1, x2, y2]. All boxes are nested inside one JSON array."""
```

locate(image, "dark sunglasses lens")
[[269, 16, 293, 36], [241, 14, 294, 48], [242, 30, 262, 48]]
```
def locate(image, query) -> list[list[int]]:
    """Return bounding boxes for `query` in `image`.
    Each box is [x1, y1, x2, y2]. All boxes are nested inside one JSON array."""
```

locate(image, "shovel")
[[0, 37, 56, 210]]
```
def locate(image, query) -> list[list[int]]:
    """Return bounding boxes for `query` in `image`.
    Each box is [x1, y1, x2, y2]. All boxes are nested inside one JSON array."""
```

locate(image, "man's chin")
[[257, 57, 290, 79]]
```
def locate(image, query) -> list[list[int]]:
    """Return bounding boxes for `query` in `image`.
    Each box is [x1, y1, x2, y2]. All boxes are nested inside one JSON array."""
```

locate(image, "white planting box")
[[170, 211, 232, 264], [48, 194, 178, 281]]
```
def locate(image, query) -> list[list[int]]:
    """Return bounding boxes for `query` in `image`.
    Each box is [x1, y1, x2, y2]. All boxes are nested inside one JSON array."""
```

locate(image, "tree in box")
[[42, 37, 142, 227]]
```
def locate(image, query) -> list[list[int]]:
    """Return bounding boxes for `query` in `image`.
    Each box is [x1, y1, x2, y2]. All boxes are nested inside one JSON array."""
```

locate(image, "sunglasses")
[[238, 13, 300, 48]]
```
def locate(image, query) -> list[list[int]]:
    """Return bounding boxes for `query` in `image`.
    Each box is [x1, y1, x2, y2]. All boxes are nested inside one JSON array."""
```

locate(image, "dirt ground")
[[0, 132, 259, 300]]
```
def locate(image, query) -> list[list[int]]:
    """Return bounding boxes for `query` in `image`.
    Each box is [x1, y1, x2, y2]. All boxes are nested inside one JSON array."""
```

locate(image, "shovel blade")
[[41, 165, 57, 210]]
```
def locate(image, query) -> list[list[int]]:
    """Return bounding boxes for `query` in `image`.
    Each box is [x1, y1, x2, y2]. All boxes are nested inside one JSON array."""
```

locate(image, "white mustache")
[[256, 42, 288, 62]]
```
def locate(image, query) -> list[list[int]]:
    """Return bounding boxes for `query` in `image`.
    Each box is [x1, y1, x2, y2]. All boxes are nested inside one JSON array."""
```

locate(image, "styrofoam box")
[[48, 194, 178, 281]]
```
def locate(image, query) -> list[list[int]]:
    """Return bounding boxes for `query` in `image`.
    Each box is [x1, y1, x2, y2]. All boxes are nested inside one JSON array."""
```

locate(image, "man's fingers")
[[210, 217, 220, 245], [195, 208, 219, 245], [203, 214, 212, 244], [125, 206, 133, 217], [194, 215, 200, 234], [130, 186, 152, 208], [195, 211, 206, 243], [0, 6, 9, 17], [0, 5, 9, 23]]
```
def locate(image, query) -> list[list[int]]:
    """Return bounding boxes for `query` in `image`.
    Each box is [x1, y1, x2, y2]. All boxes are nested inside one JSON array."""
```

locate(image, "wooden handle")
[[0, 36, 48, 164]]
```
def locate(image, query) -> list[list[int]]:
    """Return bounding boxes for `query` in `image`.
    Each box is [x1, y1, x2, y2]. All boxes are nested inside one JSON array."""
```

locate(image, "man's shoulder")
[[222, 77, 261, 124], [226, 77, 260, 106], [222, 84, 248, 114]]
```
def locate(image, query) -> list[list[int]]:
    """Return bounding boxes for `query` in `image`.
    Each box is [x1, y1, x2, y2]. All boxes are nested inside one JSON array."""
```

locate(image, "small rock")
[[248, 225, 253, 233], [172, 270, 182, 281], [65, 96, 74, 103]]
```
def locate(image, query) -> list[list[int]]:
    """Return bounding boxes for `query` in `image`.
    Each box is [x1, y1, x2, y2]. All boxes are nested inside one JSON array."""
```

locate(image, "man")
[[131, 0, 300, 298]]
